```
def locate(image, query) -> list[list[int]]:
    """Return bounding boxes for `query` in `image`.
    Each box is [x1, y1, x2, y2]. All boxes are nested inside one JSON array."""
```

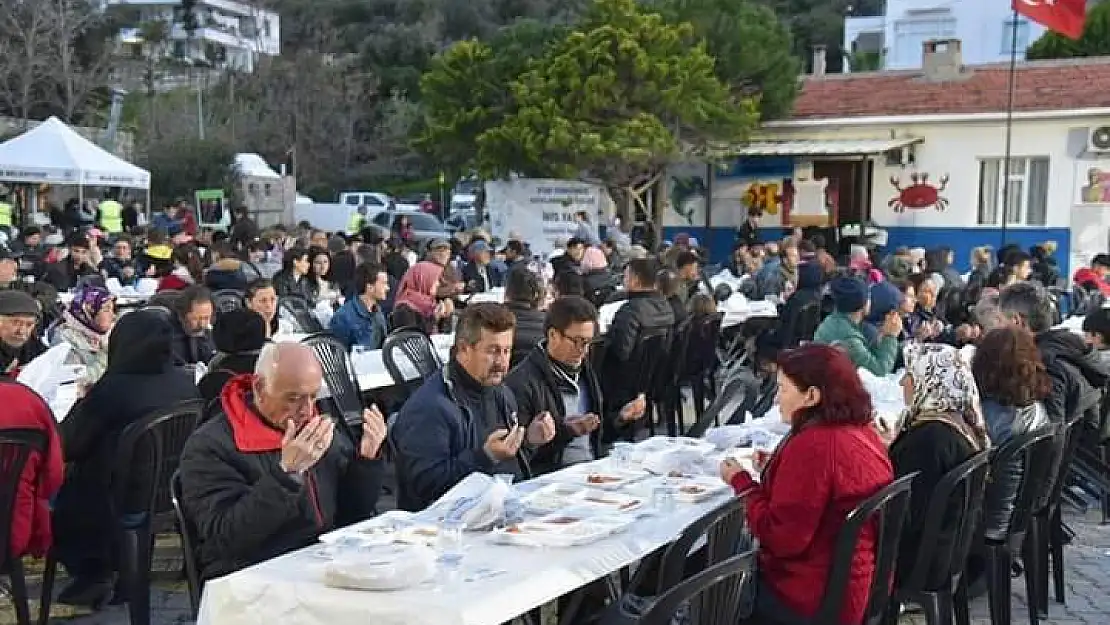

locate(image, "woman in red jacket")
[[0, 381, 65, 559], [722, 343, 894, 625]]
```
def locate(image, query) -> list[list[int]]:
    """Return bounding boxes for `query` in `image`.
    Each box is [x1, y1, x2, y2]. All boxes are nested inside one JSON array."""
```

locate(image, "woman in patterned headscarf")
[[54, 286, 116, 386], [888, 342, 988, 590]]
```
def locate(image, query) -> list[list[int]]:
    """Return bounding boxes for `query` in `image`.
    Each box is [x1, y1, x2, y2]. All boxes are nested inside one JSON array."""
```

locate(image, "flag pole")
[[1000, 8, 1020, 248]]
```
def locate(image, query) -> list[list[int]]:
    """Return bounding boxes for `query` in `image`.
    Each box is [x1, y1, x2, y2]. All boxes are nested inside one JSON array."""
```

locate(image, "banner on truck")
[[486, 179, 607, 257]]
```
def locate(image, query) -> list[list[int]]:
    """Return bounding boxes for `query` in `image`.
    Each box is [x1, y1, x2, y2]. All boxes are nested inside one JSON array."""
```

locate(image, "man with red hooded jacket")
[[179, 342, 386, 580], [1073, 253, 1110, 296]]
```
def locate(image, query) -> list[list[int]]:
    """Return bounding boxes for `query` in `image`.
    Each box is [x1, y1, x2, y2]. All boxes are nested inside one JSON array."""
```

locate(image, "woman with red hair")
[[722, 343, 893, 625]]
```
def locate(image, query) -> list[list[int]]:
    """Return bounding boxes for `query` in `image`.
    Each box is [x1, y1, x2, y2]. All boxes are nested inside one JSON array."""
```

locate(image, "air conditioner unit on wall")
[[1089, 126, 1110, 153]]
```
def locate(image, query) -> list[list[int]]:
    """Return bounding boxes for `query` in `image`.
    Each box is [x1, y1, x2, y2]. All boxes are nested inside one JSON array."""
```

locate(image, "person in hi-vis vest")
[[98, 196, 123, 234], [348, 205, 367, 234], [0, 191, 12, 228]]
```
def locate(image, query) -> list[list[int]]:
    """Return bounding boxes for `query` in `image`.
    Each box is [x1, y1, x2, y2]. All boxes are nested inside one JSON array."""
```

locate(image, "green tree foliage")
[[759, 0, 883, 73], [653, 0, 799, 119], [473, 0, 759, 186], [417, 19, 566, 175], [141, 137, 235, 208], [1026, 1, 1110, 60]]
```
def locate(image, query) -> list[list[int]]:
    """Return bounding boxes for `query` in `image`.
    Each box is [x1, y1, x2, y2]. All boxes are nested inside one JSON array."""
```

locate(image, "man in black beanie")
[[813, 276, 901, 376], [0, 290, 46, 375], [197, 309, 267, 404]]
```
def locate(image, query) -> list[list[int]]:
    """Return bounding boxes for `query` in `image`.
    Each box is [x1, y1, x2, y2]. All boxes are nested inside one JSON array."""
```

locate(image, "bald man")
[[179, 342, 387, 580]]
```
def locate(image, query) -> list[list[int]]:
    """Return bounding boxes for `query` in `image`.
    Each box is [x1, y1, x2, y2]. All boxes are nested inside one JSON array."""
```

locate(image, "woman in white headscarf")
[[888, 343, 989, 589]]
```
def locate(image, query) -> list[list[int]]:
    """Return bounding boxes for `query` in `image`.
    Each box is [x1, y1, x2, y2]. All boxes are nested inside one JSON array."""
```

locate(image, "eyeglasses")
[[559, 331, 594, 350]]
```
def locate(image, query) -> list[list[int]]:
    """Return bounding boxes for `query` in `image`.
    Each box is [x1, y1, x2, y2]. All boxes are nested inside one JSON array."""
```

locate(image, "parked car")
[[339, 191, 393, 210], [370, 210, 446, 246]]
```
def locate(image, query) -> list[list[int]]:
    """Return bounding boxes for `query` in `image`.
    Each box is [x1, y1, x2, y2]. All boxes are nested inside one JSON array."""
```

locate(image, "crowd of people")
[[0, 200, 1108, 624]]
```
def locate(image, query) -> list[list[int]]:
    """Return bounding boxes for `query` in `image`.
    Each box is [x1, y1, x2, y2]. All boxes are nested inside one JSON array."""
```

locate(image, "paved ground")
[[4, 507, 1109, 625]]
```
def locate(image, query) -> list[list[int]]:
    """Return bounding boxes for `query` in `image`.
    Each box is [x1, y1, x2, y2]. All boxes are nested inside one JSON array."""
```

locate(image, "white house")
[[108, 0, 280, 73], [844, 0, 1045, 71], [664, 41, 1110, 276]]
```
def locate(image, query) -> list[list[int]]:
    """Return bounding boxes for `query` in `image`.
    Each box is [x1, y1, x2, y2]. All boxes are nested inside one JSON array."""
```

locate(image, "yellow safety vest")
[[0, 202, 12, 227], [98, 200, 123, 233], [348, 213, 364, 234]]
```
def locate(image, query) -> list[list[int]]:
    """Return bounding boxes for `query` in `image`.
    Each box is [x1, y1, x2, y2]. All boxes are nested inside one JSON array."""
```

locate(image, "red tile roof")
[[789, 56, 1110, 120]]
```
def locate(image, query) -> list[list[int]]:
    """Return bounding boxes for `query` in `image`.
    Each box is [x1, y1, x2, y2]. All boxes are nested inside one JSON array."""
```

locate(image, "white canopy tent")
[[0, 116, 150, 188], [0, 116, 150, 220]]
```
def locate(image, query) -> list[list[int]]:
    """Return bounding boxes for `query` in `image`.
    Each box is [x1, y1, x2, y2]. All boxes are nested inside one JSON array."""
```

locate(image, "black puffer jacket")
[[506, 302, 545, 368], [602, 291, 675, 408], [504, 345, 611, 474], [180, 374, 380, 580], [1035, 329, 1109, 423]]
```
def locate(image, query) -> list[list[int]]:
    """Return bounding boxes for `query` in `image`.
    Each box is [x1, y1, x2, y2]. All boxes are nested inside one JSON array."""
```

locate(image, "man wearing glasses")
[[506, 296, 646, 475]]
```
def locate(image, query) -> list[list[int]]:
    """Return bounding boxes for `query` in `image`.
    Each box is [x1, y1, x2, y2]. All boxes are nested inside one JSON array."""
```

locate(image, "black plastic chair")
[[0, 429, 49, 625], [655, 318, 692, 437], [1031, 411, 1089, 617], [686, 312, 725, 421], [211, 289, 246, 314], [280, 295, 324, 333], [954, 425, 1059, 625], [605, 551, 756, 625], [302, 333, 365, 427], [627, 497, 745, 597], [40, 399, 206, 625], [169, 470, 202, 617], [885, 450, 991, 625], [619, 329, 671, 438], [792, 299, 825, 346], [381, 330, 444, 401], [813, 472, 917, 625], [684, 377, 750, 438]]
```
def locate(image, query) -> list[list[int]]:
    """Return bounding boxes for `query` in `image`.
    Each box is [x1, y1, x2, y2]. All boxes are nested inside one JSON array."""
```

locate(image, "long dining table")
[[196, 438, 738, 625]]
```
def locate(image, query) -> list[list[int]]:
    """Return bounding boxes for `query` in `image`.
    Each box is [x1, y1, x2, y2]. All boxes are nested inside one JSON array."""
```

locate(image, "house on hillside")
[[844, 0, 1045, 72], [665, 40, 1110, 276]]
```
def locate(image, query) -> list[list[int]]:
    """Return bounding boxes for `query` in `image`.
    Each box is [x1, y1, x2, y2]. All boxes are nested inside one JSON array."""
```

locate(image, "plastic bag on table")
[[420, 473, 509, 531], [323, 544, 436, 591]]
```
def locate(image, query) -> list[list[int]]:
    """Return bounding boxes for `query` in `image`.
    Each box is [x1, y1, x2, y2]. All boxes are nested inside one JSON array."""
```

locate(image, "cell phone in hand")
[[501, 412, 519, 439]]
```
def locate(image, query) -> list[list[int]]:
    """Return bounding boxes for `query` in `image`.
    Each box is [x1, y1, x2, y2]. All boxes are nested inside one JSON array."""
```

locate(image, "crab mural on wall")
[[889, 172, 950, 212]]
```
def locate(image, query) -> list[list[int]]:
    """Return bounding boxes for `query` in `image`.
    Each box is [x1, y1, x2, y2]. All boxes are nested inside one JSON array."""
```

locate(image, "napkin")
[[323, 544, 436, 591]]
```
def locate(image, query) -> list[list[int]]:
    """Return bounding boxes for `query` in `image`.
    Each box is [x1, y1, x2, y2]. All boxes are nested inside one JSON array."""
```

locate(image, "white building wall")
[[845, 0, 1047, 71]]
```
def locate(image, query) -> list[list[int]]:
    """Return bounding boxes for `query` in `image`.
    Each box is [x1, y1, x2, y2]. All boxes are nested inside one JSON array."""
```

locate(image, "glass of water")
[[652, 483, 678, 515], [437, 519, 467, 581], [610, 442, 633, 469], [351, 345, 368, 364]]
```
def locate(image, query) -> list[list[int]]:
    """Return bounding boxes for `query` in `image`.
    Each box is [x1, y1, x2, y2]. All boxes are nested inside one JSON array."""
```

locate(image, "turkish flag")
[[1013, 0, 1086, 40]]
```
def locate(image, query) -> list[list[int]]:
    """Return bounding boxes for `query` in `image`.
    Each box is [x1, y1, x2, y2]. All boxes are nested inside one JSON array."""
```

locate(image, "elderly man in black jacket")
[[179, 342, 386, 581], [506, 296, 646, 475], [602, 257, 675, 416]]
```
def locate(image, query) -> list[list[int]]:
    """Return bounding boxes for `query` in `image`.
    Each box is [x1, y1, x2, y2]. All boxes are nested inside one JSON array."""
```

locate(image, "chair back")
[[900, 450, 991, 592], [627, 328, 671, 403], [279, 296, 324, 333], [382, 330, 444, 400], [0, 429, 45, 566], [989, 424, 1059, 541], [111, 399, 205, 531], [633, 551, 756, 625], [1038, 412, 1087, 514], [684, 312, 724, 381], [302, 333, 364, 426], [170, 470, 202, 615], [814, 472, 917, 625], [650, 498, 746, 595], [212, 289, 245, 314], [685, 377, 750, 438]]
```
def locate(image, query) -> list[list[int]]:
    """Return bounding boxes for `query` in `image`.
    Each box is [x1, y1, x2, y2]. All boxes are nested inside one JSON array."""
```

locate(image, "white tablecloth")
[[599, 294, 777, 332], [197, 449, 733, 625], [274, 333, 454, 391]]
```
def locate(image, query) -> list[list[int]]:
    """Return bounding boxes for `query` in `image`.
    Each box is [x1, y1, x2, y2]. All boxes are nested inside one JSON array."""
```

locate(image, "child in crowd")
[[1082, 307, 1110, 367]]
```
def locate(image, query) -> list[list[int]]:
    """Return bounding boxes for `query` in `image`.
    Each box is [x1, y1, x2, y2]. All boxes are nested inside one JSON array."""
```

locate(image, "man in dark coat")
[[179, 342, 386, 581], [0, 290, 46, 375], [392, 303, 556, 511], [505, 296, 646, 475]]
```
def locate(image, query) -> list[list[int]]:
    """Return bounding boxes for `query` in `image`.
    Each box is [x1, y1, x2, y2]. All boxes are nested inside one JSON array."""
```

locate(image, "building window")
[[1002, 18, 1031, 55], [892, 15, 957, 66], [977, 157, 1049, 226]]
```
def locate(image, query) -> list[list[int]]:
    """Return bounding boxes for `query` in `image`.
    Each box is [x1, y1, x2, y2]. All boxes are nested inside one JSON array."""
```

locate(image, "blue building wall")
[[661, 225, 1071, 274]]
